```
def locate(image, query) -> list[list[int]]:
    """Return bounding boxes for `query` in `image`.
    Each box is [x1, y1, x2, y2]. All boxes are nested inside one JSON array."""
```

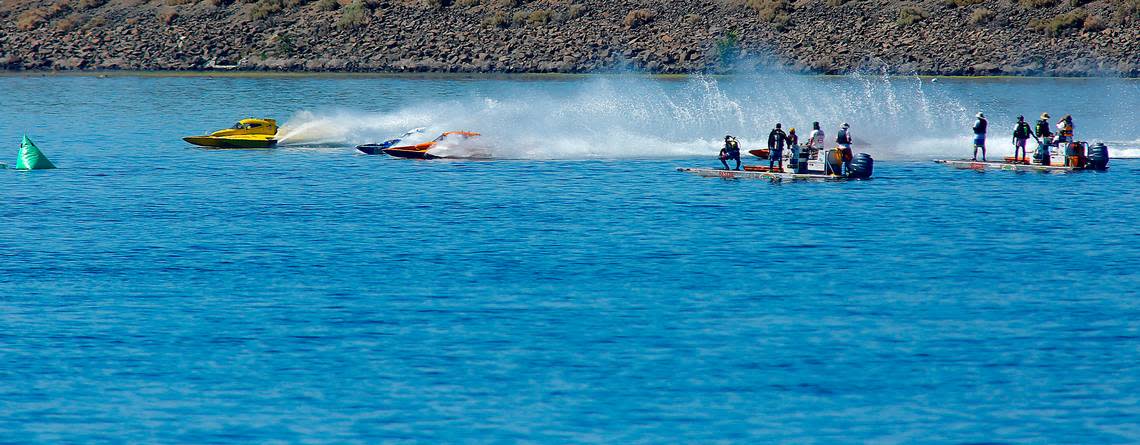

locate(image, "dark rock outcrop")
[[0, 0, 1137, 76]]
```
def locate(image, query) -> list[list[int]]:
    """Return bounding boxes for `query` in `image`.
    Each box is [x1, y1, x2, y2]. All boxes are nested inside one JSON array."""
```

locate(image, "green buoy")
[[16, 135, 55, 170]]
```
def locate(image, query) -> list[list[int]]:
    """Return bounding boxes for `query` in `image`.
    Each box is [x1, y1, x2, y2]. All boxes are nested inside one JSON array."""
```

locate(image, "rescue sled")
[[935, 141, 1109, 172], [681, 147, 873, 181]]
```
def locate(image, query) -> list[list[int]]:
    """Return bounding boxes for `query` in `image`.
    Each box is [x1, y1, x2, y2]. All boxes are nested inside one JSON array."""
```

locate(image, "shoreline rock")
[[0, 0, 1137, 77]]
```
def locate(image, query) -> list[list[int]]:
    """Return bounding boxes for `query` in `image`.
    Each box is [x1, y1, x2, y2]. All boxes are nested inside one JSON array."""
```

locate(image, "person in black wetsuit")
[[720, 135, 741, 170], [1011, 115, 1037, 163], [767, 123, 787, 171]]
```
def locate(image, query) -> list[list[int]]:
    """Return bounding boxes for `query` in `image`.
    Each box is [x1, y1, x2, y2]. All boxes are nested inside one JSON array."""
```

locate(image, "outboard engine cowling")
[[1087, 143, 1110, 171], [848, 153, 874, 179]]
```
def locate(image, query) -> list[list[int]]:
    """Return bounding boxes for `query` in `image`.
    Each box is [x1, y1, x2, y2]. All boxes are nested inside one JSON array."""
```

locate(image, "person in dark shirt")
[[767, 123, 787, 171], [1011, 115, 1037, 163], [720, 135, 741, 170]]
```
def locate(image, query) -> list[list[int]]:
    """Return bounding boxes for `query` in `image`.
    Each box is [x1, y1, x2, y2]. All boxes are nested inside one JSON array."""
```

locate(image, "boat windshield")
[[232, 122, 246, 129]]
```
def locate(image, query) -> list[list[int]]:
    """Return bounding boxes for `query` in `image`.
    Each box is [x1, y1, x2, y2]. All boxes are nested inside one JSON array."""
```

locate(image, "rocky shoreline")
[[1, 0, 1138, 77]]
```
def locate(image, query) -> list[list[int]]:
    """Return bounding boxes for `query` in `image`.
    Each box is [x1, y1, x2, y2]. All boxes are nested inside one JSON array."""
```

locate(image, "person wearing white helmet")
[[972, 112, 988, 162]]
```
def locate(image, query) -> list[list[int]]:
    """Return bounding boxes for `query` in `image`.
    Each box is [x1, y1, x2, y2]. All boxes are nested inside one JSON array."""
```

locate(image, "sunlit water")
[[1, 73, 1139, 443]]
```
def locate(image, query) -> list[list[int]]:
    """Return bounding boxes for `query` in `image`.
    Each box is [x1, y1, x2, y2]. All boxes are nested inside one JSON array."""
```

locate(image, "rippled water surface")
[[1, 73, 1139, 443]]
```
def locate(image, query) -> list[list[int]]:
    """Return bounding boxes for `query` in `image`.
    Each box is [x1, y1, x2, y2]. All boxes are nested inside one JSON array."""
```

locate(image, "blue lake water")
[[1, 73, 1139, 443]]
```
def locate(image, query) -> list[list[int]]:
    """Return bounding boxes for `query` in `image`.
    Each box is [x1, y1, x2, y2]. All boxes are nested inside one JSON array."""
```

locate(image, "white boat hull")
[[676, 167, 858, 181], [933, 159, 1080, 172]]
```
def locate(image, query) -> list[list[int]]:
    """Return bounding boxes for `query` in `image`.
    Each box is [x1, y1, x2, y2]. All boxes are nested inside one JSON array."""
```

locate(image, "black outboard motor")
[[848, 153, 874, 179], [1087, 143, 1110, 171]]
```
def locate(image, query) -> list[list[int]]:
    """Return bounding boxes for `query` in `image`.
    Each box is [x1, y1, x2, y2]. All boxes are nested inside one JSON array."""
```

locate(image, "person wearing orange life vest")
[[1056, 115, 1074, 144]]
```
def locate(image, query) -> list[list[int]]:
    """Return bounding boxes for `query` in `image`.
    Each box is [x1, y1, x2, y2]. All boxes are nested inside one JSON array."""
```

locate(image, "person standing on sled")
[[1035, 113, 1054, 165], [972, 112, 988, 162], [786, 127, 800, 173], [836, 123, 853, 175], [1011, 115, 1037, 163], [768, 123, 787, 171], [720, 135, 741, 170]]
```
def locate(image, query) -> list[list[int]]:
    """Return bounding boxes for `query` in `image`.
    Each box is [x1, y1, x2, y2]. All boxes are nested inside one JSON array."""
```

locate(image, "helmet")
[[775, 123, 781, 129], [725, 135, 732, 140], [1041, 112, 1050, 119], [1017, 115, 1024, 121], [812, 121, 820, 129], [842, 123, 850, 128], [789, 127, 796, 133], [976, 112, 984, 118]]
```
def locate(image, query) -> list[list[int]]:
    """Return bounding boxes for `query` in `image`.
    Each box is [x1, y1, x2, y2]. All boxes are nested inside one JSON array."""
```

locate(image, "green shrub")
[[568, 4, 585, 19], [682, 13, 701, 25], [55, 14, 83, 31], [527, 9, 551, 24], [337, 0, 370, 28], [157, 9, 178, 24], [1019, 0, 1055, 8], [1114, 0, 1139, 24], [511, 10, 528, 25], [250, 0, 284, 20], [15, 3, 69, 31], [1029, 9, 1086, 35], [746, 0, 792, 21], [78, 0, 108, 9], [968, 7, 994, 24], [423, 0, 452, 8], [17, 9, 48, 30], [825, 0, 846, 6], [274, 32, 295, 55], [946, 0, 986, 7], [624, 8, 655, 28], [482, 11, 509, 27], [315, 0, 339, 11], [1068, 0, 1090, 7], [456, 0, 480, 7], [715, 29, 740, 67], [896, 6, 928, 25], [1081, 13, 1105, 30]]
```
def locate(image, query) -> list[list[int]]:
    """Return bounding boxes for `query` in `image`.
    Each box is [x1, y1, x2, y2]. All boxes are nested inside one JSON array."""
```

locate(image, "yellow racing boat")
[[183, 118, 278, 149]]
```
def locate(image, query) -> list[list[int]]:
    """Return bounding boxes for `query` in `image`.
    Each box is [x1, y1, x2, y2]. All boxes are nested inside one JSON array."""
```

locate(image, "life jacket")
[[1058, 120, 1073, 137], [768, 129, 786, 149], [836, 128, 851, 144], [973, 118, 987, 135], [1035, 119, 1052, 138], [1013, 122, 1031, 139]]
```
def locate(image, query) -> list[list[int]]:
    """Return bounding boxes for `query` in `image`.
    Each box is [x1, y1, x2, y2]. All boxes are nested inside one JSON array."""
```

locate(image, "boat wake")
[[272, 73, 1138, 161]]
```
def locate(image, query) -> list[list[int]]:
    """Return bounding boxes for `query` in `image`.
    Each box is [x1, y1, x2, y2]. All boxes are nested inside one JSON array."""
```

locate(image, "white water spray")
[[273, 73, 1138, 160]]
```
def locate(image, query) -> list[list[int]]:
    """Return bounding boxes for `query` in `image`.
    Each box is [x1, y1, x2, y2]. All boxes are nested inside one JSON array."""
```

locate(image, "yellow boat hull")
[[182, 136, 277, 149]]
